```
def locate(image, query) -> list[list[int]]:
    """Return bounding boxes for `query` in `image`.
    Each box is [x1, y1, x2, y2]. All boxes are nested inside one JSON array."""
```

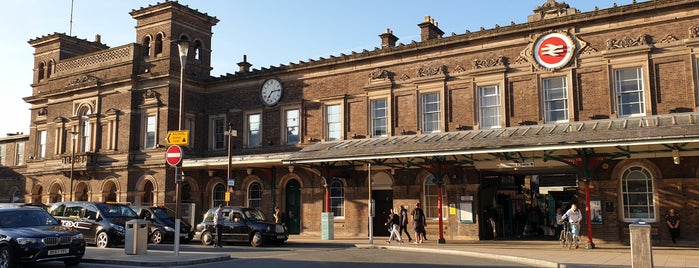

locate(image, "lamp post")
[[69, 131, 78, 201], [175, 40, 189, 220], [226, 122, 237, 206]]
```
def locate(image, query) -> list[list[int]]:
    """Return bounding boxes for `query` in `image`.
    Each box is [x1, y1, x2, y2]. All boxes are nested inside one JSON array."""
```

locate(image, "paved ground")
[[82, 236, 699, 267]]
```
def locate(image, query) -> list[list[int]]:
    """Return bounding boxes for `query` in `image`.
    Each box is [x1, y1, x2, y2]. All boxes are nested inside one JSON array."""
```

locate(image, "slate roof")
[[283, 113, 699, 164]]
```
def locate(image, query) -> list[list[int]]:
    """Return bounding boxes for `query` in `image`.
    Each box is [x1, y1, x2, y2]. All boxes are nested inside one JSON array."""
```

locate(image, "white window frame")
[[144, 114, 157, 149], [423, 175, 447, 220], [247, 181, 262, 209], [614, 67, 646, 117], [212, 183, 226, 208], [542, 76, 569, 123], [79, 108, 92, 153], [209, 115, 226, 151], [421, 93, 441, 134], [620, 165, 656, 222], [329, 179, 345, 218], [0, 144, 6, 166], [185, 114, 195, 147], [284, 108, 300, 145], [246, 113, 262, 148], [325, 104, 342, 141], [478, 85, 501, 129], [15, 142, 24, 166], [37, 130, 47, 158], [371, 99, 388, 137]]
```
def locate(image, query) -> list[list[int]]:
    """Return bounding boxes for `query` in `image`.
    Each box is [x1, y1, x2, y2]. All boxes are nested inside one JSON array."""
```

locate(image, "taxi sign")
[[166, 130, 189, 145]]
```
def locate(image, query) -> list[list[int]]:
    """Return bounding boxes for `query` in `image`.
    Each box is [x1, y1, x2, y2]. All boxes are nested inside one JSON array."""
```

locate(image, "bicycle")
[[559, 221, 578, 249]]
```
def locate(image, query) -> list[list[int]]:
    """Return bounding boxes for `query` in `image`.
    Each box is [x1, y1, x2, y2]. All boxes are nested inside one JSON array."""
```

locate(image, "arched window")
[[38, 62, 45, 81], [212, 183, 226, 207], [143, 180, 154, 206], [154, 33, 163, 55], [181, 182, 192, 203], [423, 175, 447, 219], [47, 60, 54, 78], [248, 182, 262, 209], [194, 40, 202, 61], [621, 166, 655, 221], [80, 107, 91, 152], [329, 179, 344, 217], [142, 36, 151, 58], [103, 181, 117, 202], [10, 188, 21, 203]]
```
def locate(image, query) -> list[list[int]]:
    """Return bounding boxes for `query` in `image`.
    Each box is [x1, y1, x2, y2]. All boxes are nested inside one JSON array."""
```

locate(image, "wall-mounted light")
[[672, 148, 680, 165]]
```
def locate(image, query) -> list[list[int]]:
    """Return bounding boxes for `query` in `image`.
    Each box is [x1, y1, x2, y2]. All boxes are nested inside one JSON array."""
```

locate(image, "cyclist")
[[560, 203, 583, 249]]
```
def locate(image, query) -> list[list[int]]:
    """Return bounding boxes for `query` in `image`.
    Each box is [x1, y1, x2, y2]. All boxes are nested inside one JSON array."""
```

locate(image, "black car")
[[48, 202, 139, 248], [0, 206, 85, 268], [130, 206, 194, 244], [195, 207, 288, 247]]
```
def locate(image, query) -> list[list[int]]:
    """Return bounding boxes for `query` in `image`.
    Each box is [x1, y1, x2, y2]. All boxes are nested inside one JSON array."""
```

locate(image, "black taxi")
[[194, 206, 288, 247], [48, 202, 139, 248]]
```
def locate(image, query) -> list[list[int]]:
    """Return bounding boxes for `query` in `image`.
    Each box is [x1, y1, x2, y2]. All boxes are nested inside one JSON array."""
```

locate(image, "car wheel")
[[201, 231, 213, 246], [0, 246, 16, 268], [64, 257, 81, 267], [151, 230, 163, 244], [250, 232, 263, 247], [96, 232, 110, 248]]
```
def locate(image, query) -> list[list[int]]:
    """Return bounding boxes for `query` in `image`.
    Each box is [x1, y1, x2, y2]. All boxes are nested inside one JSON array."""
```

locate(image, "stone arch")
[[136, 175, 158, 206], [193, 39, 204, 61], [48, 180, 64, 203], [31, 184, 44, 204], [74, 181, 91, 201], [371, 171, 394, 190], [38, 61, 46, 81], [100, 178, 120, 203], [279, 172, 304, 189], [414, 169, 452, 185], [611, 159, 662, 221], [9, 186, 22, 203], [141, 34, 153, 58], [204, 176, 226, 208], [154, 32, 165, 55], [181, 175, 200, 204]]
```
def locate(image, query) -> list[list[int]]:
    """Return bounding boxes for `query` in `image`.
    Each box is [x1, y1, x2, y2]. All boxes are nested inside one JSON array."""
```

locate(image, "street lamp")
[[69, 131, 78, 201], [175, 39, 189, 220]]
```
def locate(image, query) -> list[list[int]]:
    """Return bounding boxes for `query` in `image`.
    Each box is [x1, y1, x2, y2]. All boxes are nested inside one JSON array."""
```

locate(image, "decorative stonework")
[[417, 65, 445, 77], [369, 68, 393, 81], [67, 75, 98, 86], [690, 26, 699, 38], [38, 107, 48, 116], [514, 55, 529, 64], [472, 56, 505, 69], [607, 34, 650, 50], [399, 74, 411, 81], [522, 30, 586, 72], [580, 46, 598, 55], [452, 65, 466, 73], [143, 89, 159, 99], [55, 46, 131, 73], [660, 34, 678, 44]]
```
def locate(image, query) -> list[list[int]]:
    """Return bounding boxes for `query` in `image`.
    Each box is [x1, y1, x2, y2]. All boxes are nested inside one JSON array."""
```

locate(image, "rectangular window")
[[371, 99, 388, 137], [479, 85, 501, 129], [421, 93, 440, 133], [0, 144, 5, 166], [212, 118, 225, 150], [15, 142, 24, 166], [145, 115, 156, 149], [543, 77, 569, 123], [247, 114, 261, 148], [326, 104, 341, 141], [37, 130, 46, 158], [185, 116, 195, 147], [285, 109, 300, 144], [615, 67, 645, 117]]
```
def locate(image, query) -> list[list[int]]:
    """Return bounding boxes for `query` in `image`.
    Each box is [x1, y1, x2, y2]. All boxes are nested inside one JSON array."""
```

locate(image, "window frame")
[[37, 130, 47, 159], [478, 85, 501, 129], [325, 103, 343, 141], [329, 178, 345, 218], [245, 112, 262, 148], [371, 99, 388, 137], [212, 183, 226, 208], [144, 114, 157, 150], [247, 181, 262, 209], [420, 92, 441, 134], [542, 76, 570, 124], [15, 142, 24, 166], [209, 115, 226, 151], [0, 144, 5, 166], [620, 165, 656, 222], [423, 175, 447, 220], [283, 108, 300, 145], [614, 67, 646, 117]]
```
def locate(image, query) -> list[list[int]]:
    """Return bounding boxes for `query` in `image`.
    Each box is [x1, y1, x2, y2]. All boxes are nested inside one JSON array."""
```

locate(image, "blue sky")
[[0, 0, 641, 137]]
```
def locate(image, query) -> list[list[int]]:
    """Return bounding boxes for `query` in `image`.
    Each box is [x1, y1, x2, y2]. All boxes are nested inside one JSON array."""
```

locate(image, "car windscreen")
[[152, 207, 174, 219], [0, 209, 60, 228], [96, 204, 138, 218], [243, 209, 267, 222]]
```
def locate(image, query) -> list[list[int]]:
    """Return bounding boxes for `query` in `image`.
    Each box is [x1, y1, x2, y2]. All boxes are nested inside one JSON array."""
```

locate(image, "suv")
[[130, 206, 194, 244], [195, 207, 288, 247], [48, 202, 139, 248], [0, 205, 85, 267]]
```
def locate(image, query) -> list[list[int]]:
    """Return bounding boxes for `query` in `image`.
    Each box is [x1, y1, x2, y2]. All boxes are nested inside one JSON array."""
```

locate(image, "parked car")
[[195, 206, 288, 247], [0, 205, 85, 267], [130, 206, 194, 244], [48, 202, 139, 248]]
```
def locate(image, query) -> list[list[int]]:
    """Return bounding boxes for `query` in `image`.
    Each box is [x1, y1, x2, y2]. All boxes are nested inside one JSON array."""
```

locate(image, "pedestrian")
[[514, 205, 527, 238], [560, 203, 583, 249], [411, 202, 427, 244], [213, 204, 224, 248], [274, 206, 286, 226], [385, 208, 403, 244], [485, 206, 499, 240], [399, 205, 413, 242], [554, 208, 564, 239], [665, 208, 680, 244]]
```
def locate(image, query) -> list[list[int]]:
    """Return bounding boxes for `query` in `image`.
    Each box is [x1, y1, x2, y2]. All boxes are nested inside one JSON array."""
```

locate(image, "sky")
[[0, 0, 642, 138]]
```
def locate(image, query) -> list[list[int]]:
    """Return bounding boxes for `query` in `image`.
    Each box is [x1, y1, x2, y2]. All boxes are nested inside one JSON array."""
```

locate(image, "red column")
[[325, 183, 330, 213], [584, 181, 595, 248], [437, 185, 445, 243]]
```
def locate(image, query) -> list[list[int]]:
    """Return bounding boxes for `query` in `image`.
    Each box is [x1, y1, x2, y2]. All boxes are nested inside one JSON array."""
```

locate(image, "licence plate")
[[48, 248, 70, 255], [180, 234, 188, 239]]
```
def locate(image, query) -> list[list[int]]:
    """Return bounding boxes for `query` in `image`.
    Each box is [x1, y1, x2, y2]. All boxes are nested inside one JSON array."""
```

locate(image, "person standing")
[[554, 208, 564, 239], [560, 203, 583, 249], [213, 204, 224, 248], [399, 205, 413, 242], [385, 208, 403, 244], [514, 205, 527, 238], [274, 206, 286, 226], [412, 202, 427, 244], [665, 208, 680, 244]]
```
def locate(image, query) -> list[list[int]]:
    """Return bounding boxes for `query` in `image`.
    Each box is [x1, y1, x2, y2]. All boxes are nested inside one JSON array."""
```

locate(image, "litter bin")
[[629, 222, 653, 268], [321, 212, 334, 240], [125, 219, 149, 255]]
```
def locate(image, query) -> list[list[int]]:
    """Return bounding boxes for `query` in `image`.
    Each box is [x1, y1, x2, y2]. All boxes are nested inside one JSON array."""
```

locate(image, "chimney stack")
[[95, 34, 101, 43], [379, 28, 399, 48], [418, 16, 444, 42], [237, 55, 252, 73]]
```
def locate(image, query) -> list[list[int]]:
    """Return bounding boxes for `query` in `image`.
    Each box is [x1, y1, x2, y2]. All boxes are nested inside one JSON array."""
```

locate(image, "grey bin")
[[125, 219, 149, 255]]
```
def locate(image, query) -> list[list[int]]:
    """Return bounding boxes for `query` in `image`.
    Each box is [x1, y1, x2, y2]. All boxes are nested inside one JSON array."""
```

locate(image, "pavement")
[[81, 236, 699, 267]]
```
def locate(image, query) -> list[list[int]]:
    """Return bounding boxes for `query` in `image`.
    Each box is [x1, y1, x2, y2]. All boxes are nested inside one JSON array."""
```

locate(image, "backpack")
[[414, 208, 424, 222]]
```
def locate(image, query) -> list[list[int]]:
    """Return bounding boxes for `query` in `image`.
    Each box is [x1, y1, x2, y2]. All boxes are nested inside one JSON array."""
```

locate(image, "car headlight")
[[164, 226, 174, 232], [266, 226, 272, 232], [72, 233, 84, 241], [16, 238, 40, 245], [111, 223, 125, 232]]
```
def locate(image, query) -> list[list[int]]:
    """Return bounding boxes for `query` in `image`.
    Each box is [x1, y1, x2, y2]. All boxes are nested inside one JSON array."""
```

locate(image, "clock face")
[[260, 79, 283, 106]]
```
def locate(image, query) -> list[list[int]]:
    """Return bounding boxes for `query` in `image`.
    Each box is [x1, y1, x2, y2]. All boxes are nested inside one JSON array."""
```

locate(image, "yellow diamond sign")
[[166, 130, 189, 146]]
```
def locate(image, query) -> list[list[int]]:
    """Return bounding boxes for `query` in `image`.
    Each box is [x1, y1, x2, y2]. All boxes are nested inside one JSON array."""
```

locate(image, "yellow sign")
[[166, 130, 189, 145], [225, 192, 230, 202]]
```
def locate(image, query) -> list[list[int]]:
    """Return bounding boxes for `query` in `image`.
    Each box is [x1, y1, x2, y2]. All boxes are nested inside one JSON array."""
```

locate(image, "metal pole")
[[368, 163, 373, 245], [69, 134, 75, 201], [227, 123, 232, 206], [174, 40, 188, 257], [584, 181, 595, 249]]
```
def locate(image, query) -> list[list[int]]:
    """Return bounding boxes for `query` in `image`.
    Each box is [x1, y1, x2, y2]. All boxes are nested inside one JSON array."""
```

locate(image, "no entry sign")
[[166, 145, 183, 166]]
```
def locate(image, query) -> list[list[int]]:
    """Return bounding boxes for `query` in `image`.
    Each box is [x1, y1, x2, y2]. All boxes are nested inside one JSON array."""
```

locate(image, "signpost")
[[166, 145, 183, 167]]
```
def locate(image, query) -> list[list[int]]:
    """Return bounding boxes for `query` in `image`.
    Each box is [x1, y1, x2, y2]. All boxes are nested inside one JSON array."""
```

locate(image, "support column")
[[584, 180, 595, 249]]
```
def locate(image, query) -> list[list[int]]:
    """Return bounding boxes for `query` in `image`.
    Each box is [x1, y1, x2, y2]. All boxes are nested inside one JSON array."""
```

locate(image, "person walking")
[[399, 205, 413, 242], [560, 203, 583, 249], [274, 206, 286, 226], [385, 208, 403, 244], [665, 208, 680, 244], [412, 202, 427, 244], [213, 204, 224, 248]]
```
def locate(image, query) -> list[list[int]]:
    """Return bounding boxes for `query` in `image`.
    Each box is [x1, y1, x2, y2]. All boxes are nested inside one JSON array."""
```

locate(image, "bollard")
[[629, 223, 653, 268]]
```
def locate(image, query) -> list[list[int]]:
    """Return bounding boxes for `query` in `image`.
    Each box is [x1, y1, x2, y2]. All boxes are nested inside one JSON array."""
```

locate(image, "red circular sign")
[[166, 145, 183, 166], [534, 33, 574, 70]]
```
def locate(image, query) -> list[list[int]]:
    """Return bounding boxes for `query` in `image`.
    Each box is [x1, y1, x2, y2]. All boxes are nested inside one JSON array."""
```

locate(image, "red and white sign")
[[534, 32, 574, 70], [166, 145, 183, 166]]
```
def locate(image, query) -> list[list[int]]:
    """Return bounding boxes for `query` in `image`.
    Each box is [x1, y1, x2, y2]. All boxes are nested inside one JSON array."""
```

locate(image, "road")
[[28, 241, 531, 268]]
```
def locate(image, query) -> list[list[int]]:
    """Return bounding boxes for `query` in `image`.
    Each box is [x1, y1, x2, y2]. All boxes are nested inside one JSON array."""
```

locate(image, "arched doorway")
[[49, 183, 63, 203], [371, 172, 393, 236], [285, 179, 301, 234], [103, 181, 117, 202], [74, 182, 89, 201], [32, 185, 43, 204], [142, 180, 154, 206]]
